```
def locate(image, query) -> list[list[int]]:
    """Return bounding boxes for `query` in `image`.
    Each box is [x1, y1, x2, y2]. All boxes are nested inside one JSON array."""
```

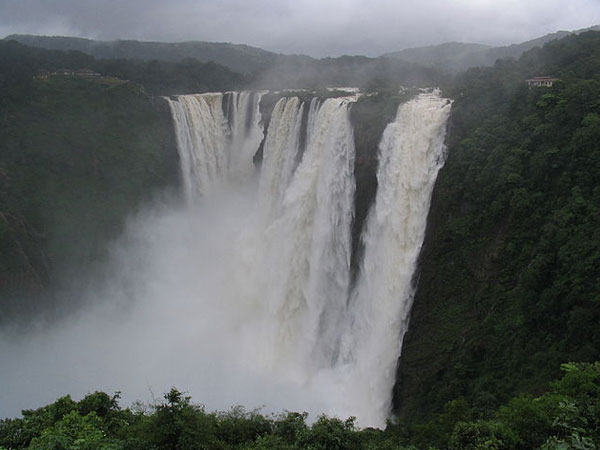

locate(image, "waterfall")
[[162, 89, 450, 427], [341, 91, 452, 424], [0, 90, 453, 424], [258, 96, 305, 223], [165, 92, 263, 200], [227, 92, 264, 178], [260, 97, 356, 372]]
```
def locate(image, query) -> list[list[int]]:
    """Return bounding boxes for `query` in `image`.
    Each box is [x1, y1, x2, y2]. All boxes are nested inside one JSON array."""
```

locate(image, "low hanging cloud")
[[1, 0, 600, 59]]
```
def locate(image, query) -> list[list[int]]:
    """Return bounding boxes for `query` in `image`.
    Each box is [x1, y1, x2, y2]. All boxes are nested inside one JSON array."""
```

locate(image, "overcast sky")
[[1, 0, 600, 57]]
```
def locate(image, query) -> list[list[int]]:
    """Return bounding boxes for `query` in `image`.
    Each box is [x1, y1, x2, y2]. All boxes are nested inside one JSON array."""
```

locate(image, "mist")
[[0, 183, 339, 420], [0, 89, 453, 434]]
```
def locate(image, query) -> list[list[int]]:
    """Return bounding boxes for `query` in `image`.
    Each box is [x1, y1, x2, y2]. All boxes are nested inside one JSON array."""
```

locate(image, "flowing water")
[[0, 90, 450, 427], [163, 90, 451, 426]]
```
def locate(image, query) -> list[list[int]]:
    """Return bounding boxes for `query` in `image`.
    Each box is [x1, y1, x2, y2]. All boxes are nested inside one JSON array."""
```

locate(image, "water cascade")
[[0, 90, 453, 424], [162, 90, 451, 426], [258, 96, 305, 223], [342, 92, 452, 424], [258, 97, 356, 373], [165, 92, 263, 200]]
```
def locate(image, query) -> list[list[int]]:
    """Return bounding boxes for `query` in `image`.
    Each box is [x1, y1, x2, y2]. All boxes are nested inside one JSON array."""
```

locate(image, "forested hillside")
[[4, 34, 281, 75], [395, 31, 600, 425], [0, 41, 183, 321], [2, 35, 446, 90], [0, 40, 246, 96]]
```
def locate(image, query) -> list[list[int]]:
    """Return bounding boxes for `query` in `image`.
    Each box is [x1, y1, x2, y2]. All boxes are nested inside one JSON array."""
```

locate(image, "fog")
[[0, 185, 338, 419], [1, 0, 600, 56], [0, 86, 455, 431], [0, 181, 325, 417]]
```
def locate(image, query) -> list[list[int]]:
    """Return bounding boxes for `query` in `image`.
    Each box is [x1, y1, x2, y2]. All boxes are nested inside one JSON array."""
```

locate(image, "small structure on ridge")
[[525, 76, 559, 87]]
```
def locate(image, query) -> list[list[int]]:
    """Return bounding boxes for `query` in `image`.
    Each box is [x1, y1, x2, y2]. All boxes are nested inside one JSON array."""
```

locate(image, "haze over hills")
[[0, 34, 444, 90], [2, 34, 313, 75], [383, 24, 600, 72], [382, 42, 493, 72], [5, 24, 600, 77]]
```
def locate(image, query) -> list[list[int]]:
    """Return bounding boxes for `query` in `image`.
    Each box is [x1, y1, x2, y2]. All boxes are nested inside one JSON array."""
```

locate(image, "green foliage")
[[0, 39, 246, 97], [272, 412, 309, 444], [296, 415, 360, 450], [93, 58, 245, 95], [0, 396, 78, 449], [398, 362, 600, 449], [409, 398, 473, 449], [0, 41, 36, 107], [28, 411, 121, 450], [449, 421, 515, 450], [77, 392, 120, 418], [214, 406, 272, 447], [395, 30, 600, 424], [1, 365, 599, 449], [145, 388, 212, 450], [241, 434, 294, 450], [0, 61, 179, 320], [5, 34, 280, 75]]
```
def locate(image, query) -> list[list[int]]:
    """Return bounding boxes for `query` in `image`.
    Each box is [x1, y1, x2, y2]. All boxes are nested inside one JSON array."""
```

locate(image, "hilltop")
[[3, 34, 312, 75], [383, 25, 600, 72]]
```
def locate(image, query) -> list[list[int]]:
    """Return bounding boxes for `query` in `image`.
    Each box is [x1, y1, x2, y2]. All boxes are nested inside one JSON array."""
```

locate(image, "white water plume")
[[258, 97, 356, 373], [258, 96, 304, 223], [0, 90, 451, 429], [341, 91, 452, 424], [165, 91, 263, 200], [226, 91, 265, 177]]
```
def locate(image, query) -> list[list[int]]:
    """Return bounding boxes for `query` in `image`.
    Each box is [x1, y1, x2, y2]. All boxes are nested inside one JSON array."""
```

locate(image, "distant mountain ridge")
[[3, 34, 314, 74], [0, 34, 445, 89], [383, 25, 600, 72], [382, 42, 492, 72], [5, 24, 600, 76]]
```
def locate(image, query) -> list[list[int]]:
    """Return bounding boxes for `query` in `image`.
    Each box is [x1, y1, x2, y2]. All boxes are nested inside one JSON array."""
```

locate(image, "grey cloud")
[[1, 0, 599, 56]]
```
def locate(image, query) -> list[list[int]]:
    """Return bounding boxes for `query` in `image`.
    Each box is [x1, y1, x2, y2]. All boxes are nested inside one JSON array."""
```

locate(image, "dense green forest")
[[0, 39, 246, 97], [0, 38, 249, 320], [1, 362, 599, 449], [4, 34, 281, 75], [0, 41, 183, 321], [2, 35, 446, 91], [394, 30, 600, 424]]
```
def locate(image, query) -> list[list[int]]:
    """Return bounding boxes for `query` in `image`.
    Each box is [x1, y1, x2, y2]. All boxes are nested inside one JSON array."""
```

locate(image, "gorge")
[[163, 90, 451, 427], [0, 88, 451, 427], [2, 29, 600, 449]]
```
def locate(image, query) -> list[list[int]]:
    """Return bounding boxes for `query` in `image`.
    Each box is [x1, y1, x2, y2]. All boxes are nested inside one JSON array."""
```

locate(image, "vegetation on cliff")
[[394, 31, 600, 423], [0, 44, 181, 321], [0, 39, 246, 96]]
